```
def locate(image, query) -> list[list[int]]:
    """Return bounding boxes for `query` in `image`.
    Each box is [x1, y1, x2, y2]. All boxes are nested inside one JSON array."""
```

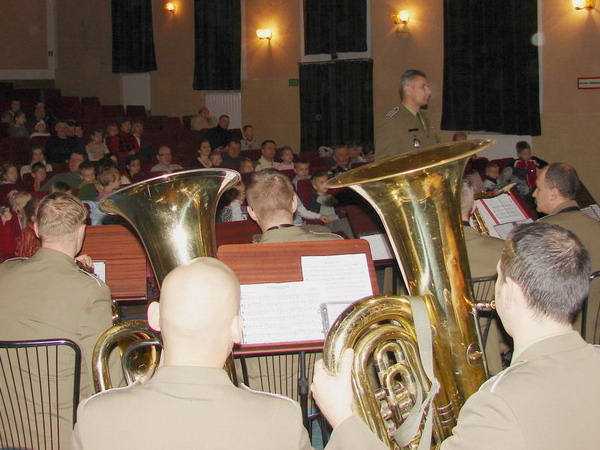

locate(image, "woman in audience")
[[190, 139, 213, 168], [15, 197, 41, 257], [104, 123, 119, 142], [20, 147, 53, 177], [8, 111, 29, 139], [0, 163, 19, 184], [218, 182, 248, 223]]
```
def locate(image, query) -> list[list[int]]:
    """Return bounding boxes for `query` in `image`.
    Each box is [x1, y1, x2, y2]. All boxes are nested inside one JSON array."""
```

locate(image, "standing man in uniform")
[[375, 69, 440, 160]]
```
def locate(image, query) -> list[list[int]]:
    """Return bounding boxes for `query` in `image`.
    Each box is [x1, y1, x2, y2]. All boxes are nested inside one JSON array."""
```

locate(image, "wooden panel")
[[215, 220, 261, 246], [80, 225, 147, 299]]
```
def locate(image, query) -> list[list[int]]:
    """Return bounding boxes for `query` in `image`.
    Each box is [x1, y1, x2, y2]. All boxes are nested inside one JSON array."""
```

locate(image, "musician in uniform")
[[312, 222, 600, 449], [534, 162, 600, 342], [375, 69, 440, 161], [0, 193, 121, 449], [72, 257, 312, 449]]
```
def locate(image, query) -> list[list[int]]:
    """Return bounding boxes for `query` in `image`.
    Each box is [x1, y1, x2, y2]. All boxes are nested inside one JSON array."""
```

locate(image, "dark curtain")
[[193, 0, 241, 90], [300, 59, 373, 150], [111, 0, 157, 73], [442, 0, 541, 135], [304, 0, 367, 55]]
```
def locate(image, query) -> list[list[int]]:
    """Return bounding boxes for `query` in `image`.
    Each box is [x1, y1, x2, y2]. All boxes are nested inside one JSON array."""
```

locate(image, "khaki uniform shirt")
[[259, 225, 343, 243], [375, 104, 440, 161]]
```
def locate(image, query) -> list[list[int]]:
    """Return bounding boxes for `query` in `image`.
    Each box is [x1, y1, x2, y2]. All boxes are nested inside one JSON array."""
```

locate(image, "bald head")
[[148, 257, 242, 367]]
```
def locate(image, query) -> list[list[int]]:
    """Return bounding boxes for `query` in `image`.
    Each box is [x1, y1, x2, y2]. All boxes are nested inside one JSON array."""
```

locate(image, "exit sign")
[[288, 78, 299, 87]]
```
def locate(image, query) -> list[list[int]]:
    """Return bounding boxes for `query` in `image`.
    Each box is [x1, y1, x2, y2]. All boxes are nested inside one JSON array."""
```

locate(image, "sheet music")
[[480, 194, 527, 224], [92, 261, 106, 282], [493, 218, 534, 240], [582, 204, 600, 221], [359, 233, 394, 261], [240, 281, 324, 344]]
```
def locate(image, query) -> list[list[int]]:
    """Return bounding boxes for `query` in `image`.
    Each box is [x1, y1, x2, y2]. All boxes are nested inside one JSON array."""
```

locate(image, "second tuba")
[[324, 140, 494, 448]]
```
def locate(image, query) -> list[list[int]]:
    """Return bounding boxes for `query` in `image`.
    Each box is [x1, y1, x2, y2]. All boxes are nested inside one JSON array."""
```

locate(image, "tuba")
[[323, 140, 494, 448], [92, 169, 240, 392]]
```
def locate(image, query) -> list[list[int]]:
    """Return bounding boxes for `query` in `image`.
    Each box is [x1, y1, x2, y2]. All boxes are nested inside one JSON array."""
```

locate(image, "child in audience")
[[218, 183, 248, 223], [8, 111, 29, 138], [239, 158, 254, 174], [77, 162, 98, 201], [7, 190, 32, 230], [104, 123, 119, 142], [30, 121, 50, 138], [0, 163, 18, 184], [125, 155, 142, 183], [30, 162, 47, 192], [509, 141, 548, 192], [87, 168, 121, 225], [209, 152, 223, 168], [15, 197, 41, 257], [308, 172, 354, 238], [277, 146, 295, 171], [20, 147, 53, 177], [86, 129, 110, 161], [483, 162, 506, 192], [292, 159, 310, 188], [50, 182, 72, 194]]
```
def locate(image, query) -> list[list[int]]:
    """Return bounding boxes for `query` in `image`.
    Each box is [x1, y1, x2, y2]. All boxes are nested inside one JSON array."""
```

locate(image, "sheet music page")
[[493, 218, 534, 240], [240, 281, 325, 345], [301, 253, 374, 303], [359, 233, 394, 261], [481, 194, 527, 224], [472, 204, 501, 238], [92, 261, 106, 282], [582, 205, 600, 221]]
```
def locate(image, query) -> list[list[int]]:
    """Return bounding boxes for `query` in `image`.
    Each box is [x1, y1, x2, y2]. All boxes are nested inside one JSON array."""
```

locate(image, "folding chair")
[[0, 339, 82, 450]]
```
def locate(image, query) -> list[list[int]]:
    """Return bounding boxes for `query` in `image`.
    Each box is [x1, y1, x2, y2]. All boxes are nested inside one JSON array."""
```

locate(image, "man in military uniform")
[[246, 169, 342, 243], [375, 69, 440, 161], [72, 257, 313, 450], [312, 222, 600, 449], [534, 162, 600, 342], [0, 193, 120, 449]]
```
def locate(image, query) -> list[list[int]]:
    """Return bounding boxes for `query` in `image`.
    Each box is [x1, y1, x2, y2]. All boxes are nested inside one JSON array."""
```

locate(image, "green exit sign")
[[288, 78, 299, 87]]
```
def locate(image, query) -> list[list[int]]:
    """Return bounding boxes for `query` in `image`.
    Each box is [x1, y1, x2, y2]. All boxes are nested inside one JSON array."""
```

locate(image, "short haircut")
[[0, 162, 17, 181], [98, 168, 120, 187], [246, 169, 295, 220], [219, 114, 230, 120], [261, 139, 276, 149], [117, 119, 131, 128], [460, 181, 475, 218], [311, 171, 329, 183], [485, 162, 499, 174], [500, 222, 591, 324], [544, 163, 580, 200], [92, 128, 103, 135], [226, 138, 241, 147], [399, 69, 427, 99], [243, 124, 253, 132], [333, 144, 348, 155], [78, 162, 95, 174], [126, 154, 141, 166], [36, 193, 87, 239], [23, 197, 41, 227], [31, 162, 46, 174], [452, 132, 468, 141], [294, 158, 310, 168], [515, 141, 531, 153]]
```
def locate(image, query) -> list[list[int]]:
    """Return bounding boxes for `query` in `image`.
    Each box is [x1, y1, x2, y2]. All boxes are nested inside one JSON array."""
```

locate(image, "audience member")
[[0, 193, 122, 448], [131, 120, 143, 148], [534, 163, 600, 341], [104, 123, 118, 142], [72, 257, 310, 449], [190, 139, 213, 168], [218, 183, 248, 223], [190, 106, 216, 131], [77, 162, 98, 201], [20, 146, 53, 177], [7, 190, 32, 229], [87, 168, 122, 225], [205, 114, 232, 149], [209, 151, 222, 168], [348, 140, 367, 164], [507, 141, 548, 194], [86, 129, 110, 161], [15, 197, 41, 257], [46, 120, 81, 164], [31, 101, 53, 124], [30, 120, 50, 137], [42, 151, 87, 190], [29, 162, 47, 192], [328, 145, 352, 177], [0, 162, 19, 184], [8, 110, 29, 138], [246, 169, 341, 243], [453, 131, 468, 141], [125, 155, 142, 183], [483, 162, 506, 192], [277, 146, 295, 171], [106, 119, 139, 159], [151, 146, 183, 173], [241, 124, 259, 150], [221, 139, 244, 168], [239, 158, 255, 174], [312, 222, 600, 449], [292, 159, 311, 188], [308, 172, 354, 238], [1, 99, 20, 123], [254, 140, 280, 171]]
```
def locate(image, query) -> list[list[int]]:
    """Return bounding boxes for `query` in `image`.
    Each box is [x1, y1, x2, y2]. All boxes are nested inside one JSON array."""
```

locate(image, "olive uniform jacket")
[[0, 248, 117, 449], [375, 104, 440, 161], [258, 225, 343, 243], [538, 200, 600, 342]]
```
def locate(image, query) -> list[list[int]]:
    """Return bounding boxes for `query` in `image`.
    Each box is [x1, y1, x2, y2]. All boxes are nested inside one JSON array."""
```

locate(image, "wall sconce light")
[[164, 2, 176, 14], [572, 0, 596, 9], [256, 29, 273, 40], [391, 11, 410, 33]]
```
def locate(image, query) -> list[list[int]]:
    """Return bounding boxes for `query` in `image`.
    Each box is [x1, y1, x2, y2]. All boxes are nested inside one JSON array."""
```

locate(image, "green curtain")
[[442, 0, 541, 135]]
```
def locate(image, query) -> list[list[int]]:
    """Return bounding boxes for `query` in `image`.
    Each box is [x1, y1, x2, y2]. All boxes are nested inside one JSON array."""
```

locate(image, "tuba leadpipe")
[[324, 140, 494, 448]]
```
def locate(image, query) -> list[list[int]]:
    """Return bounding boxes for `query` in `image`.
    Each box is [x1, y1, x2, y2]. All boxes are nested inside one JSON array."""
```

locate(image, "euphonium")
[[324, 140, 494, 448], [92, 169, 240, 391]]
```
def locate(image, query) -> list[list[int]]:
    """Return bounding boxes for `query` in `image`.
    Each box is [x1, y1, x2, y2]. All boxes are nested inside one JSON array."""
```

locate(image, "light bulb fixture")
[[164, 2, 176, 14], [572, 0, 596, 10], [391, 11, 410, 33], [256, 29, 273, 40]]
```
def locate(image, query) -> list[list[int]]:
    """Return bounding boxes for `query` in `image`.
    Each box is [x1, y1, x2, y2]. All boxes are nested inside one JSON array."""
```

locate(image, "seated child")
[[30, 162, 47, 192], [7, 190, 32, 230], [15, 197, 41, 257], [77, 162, 98, 201], [86, 129, 110, 162], [483, 162, 506, 192], [218, 183, 248, 223], [0, 163, 18, 184], [308, 172, 355, 238], [508, 141, 548, 192], [87, 168, 122, 225], [239, 158, 255, 174], [277, 146, 295, 171], [292, 159, 310, 188], [209, 152, 223, 168]]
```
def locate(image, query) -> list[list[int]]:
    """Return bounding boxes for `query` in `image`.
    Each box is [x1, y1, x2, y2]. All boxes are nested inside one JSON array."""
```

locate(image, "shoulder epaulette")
[[387, 106, 400, 118], [240, 383, 296, 405]]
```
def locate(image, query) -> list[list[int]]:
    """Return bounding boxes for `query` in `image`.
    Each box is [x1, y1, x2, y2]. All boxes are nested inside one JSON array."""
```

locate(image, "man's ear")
[[247, 205, 258, 223], [291, 194, 298, 214], [33, 222, 40, 239], [147, 301, 161, 332], [230, 315, 243, 344]]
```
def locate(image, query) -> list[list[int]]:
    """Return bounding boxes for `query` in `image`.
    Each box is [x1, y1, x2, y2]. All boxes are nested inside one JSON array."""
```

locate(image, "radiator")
[[205, 91, 242, 129], [469, 133, 532, 160]]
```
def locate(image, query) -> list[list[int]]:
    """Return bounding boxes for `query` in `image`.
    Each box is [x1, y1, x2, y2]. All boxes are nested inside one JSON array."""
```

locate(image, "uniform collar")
[[33, 247, 77, 267], [549, 199, 579, 216], [149, 366, 233, 386], [512, 330, 584, 365]]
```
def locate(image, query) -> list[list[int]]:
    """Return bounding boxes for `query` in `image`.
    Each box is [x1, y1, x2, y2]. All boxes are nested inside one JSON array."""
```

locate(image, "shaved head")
[[148, 257, 242, 367]]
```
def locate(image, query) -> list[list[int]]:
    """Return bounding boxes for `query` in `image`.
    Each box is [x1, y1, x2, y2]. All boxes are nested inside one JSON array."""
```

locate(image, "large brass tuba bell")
[[323, 140, 494, 448], [92, 169, 240, 391]]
